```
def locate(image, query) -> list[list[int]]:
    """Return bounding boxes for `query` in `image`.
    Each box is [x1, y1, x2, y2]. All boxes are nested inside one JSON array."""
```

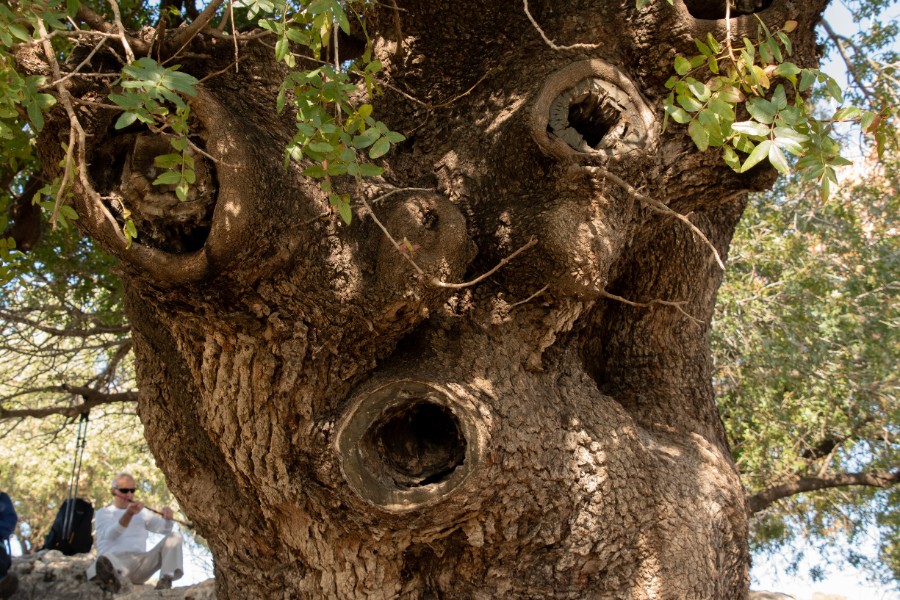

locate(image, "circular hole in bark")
[[566, 92, 621, 147], [684, 0, 773, 20], [547, 79, 633, 153], [364, 401, 466, 488]]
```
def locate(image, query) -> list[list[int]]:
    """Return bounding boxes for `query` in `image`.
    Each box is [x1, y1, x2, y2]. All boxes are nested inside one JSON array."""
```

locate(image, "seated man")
[[87, 472, 183, 591]]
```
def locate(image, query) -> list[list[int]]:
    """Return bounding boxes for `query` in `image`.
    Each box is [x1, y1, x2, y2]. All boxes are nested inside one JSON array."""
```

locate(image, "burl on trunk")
[[33, 0, 829, 597]]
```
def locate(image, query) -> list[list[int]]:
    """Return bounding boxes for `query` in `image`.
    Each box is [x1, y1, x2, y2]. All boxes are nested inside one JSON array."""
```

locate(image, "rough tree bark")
[[28, 0, 829, 597]]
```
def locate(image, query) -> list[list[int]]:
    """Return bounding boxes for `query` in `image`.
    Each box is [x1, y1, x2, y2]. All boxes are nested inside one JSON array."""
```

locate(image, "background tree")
[[713, 2, 899, 585], [714, 149, 899, 585], [0, 0, 895, 597], [0, 224, 175, 552]]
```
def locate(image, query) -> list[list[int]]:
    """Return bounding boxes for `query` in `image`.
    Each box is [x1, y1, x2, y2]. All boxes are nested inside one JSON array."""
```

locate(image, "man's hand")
[[161, 507, 174, 521], [118, 500, 143, 527]]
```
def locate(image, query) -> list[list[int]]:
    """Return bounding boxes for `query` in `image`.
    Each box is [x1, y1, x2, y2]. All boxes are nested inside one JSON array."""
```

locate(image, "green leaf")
[[773, 127, 809, 155], [338, 200, 352, 225], [776, 32, 793, 55], [772, 85, 787, 110], [687, 79, 710, 102], [832, 106, 861, 122], [773, 62, 801, 77], [303, 165, 327, 178], [860, 111, 875, 131], [709, 97, 735, 122], [308, 141, 335, 153], [115, 112, 139, 129], [674, 56, 692, 76], [723, 145, 741, 171], [823, 76, 844, 103], [718, 86, 745, 104], [275, 37, 289, 62], [352, 130, 380, 149], [369, 137, 391, 159], [154, 154, 183, 169], [694, 38, 712, 57], [820, 173, 831, 199], [767, 142, 790, 174], [759, 40, 773, 64], [153, 172, 182, 185], [664, 104, 691, 125], [741, 139, 772, 172], [58, 204, 79, 221], [677, 94, 703, 113], [799, 69, 817, 92], [731, 121, 770, 138], [746, 98, 776, 125], [6, 23, 29, 42], [688, 120, 710, 151], [357, 163, 384, 177]]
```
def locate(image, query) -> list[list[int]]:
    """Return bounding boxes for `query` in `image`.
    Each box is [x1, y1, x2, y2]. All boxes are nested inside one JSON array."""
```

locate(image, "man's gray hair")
[[110, 472, 135, 490]]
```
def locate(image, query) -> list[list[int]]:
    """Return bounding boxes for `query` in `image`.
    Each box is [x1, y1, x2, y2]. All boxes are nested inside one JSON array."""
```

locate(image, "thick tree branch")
[[819, 19, 875, 101], [747, 470, 900, 515], [169, 0, 227, 56], [0, 385, 138, 420], [76, 4, 150, 56]]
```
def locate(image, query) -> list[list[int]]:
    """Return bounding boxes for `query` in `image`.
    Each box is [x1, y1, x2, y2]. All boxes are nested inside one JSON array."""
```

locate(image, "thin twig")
[[230, 0, 239, 71], [569, 165, 726, 271], [430, 237, 538, 289], [523, 0, 600, 51], [432, 68, 494, 109], [599, 289, 701, 325], [370, 187, 433, 204], [508, 284, 549, 309], [725, 0, 736, 64], [107, 0, 136, 63], [356, 185, 537, 289], [358, 195, 427, 276], [51, 123, 77, 230], [36, 19, 128, 246], [49, 37, 109, 88]]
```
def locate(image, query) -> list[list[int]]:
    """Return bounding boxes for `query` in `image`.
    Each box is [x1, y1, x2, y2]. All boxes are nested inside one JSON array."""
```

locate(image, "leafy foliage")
[[663, 17, 888, 198], [714, 150, 899, 582], [0, 0, 405, 282]]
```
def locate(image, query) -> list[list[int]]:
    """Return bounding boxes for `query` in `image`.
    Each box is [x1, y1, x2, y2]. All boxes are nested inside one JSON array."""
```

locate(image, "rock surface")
[[6, 551, 215, 599], [6, 551, 804, 599]]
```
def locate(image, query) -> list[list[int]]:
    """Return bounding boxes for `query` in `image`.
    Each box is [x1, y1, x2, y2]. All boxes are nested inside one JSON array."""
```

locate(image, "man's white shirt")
[[95, 505, 173, 555]]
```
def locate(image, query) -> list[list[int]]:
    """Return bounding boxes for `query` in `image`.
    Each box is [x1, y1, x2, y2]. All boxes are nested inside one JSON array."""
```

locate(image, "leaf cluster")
[[664, 18, 892, 199]]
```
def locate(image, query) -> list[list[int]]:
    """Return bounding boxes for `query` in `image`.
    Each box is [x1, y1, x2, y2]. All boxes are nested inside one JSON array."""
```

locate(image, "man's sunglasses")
[[115, 488, 136, 494]]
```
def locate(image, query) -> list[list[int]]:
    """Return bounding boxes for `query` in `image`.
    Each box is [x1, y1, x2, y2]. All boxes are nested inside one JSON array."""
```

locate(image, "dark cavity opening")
[[365, 401, 466, 488], [684, 0, 773, 20], [567, 92, 621, 148]]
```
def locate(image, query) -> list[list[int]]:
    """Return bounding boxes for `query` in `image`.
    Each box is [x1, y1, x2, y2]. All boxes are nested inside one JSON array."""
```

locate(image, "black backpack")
[[42, 412, 94, 556], [42, 497, 94, 555]]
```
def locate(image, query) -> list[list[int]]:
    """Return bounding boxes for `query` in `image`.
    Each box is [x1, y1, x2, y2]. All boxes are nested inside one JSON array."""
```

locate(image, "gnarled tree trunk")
[[31, 0, 829, 597]]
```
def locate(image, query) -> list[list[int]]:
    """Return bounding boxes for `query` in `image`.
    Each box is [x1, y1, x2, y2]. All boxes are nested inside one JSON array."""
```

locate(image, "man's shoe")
[[155, 575, 173, 590], [0, 573, 18, 600], [93, 555, 121, 593]]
